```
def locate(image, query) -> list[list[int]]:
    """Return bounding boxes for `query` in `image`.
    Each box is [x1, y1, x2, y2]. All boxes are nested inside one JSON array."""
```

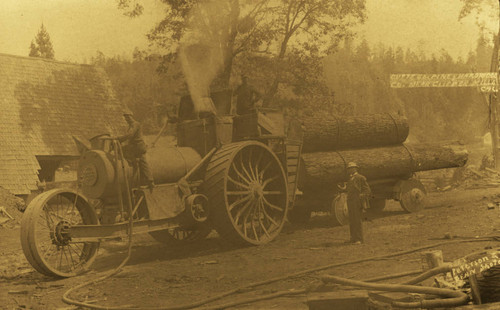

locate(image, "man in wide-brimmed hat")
[[118, 109, 154, 190], [345, 162, 371, 245]]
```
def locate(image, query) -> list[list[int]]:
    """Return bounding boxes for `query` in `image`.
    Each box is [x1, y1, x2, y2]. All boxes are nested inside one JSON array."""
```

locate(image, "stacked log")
[[299, 113, 468, 191], [301, 113, 409, 153], [301, 143, 468, 190]]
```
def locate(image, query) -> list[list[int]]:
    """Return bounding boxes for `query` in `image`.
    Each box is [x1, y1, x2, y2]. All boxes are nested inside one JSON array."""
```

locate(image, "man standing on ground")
[[235, 75, 262, 115], [118, 109, 155, 190], [345, 162, 371, 245]]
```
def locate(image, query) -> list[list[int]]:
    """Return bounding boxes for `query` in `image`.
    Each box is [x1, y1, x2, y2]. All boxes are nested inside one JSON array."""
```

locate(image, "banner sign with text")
[[451, 251, 500, 281], [390, 73, 498, 93]]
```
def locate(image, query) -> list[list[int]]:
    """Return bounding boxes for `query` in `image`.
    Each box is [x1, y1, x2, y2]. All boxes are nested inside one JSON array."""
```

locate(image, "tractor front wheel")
[[20, 189, 99, 277]]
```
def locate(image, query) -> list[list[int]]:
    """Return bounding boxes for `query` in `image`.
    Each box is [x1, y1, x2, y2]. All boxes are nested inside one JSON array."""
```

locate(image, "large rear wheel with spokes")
[[20, 189, 99, 278], [204, 142, 288, 245]]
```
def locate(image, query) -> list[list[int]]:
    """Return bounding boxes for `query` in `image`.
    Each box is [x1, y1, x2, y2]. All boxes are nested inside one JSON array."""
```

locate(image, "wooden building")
[[0, 53, 126, 195]]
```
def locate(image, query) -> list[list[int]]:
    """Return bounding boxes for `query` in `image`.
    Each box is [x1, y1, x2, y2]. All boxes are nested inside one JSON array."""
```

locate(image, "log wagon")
[[20, 93, 304, 277], [288, 112, 468, 225]]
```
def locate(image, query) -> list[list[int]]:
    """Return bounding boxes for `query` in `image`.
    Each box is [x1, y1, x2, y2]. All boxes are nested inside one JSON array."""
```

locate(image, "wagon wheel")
[[399, 178, 427, 213], [331, 193, 348, 226], [204, 142, 288, 245], [20, 188, 99, 278], [149, 225, 212, 245]]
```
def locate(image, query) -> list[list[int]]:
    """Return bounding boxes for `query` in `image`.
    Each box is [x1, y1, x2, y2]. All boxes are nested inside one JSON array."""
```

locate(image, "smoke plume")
[[179, 0, 230, 115]]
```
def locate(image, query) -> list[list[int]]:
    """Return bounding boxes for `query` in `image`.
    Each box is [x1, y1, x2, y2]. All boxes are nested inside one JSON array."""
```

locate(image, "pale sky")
[[0, 0, 164, 62], [359, 0, 489, 59], [0, 0, 491, 62]]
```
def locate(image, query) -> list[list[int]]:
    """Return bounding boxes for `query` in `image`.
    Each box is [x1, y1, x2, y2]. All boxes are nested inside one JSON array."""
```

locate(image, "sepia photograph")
[[1, 0, 500, 309]]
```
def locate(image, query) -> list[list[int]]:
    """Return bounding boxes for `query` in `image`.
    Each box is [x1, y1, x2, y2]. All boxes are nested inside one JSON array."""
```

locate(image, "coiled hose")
[[321, 274, 468, 308]]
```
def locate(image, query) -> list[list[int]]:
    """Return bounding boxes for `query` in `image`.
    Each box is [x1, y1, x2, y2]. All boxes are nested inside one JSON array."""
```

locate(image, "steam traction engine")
[[20, 94, 303, 277]]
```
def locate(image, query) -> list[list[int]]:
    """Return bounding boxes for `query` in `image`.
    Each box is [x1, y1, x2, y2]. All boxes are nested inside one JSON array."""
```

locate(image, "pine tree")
[[29, 24, 55, 59], [29, 40, 39, 57]]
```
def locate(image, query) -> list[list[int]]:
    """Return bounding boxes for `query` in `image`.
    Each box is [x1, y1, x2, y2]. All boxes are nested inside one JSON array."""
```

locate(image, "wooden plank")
[[287, 157, 299, 164], [455, 302, 500, 309], [307, 291, 369, 310]]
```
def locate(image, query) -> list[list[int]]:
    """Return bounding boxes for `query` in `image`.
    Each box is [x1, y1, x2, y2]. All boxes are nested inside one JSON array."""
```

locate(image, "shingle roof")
[[0, 53, 127, 195]]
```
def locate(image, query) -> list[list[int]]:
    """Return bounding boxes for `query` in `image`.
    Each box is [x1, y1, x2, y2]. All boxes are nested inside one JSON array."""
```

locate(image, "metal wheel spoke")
[[242, 201, 256, 237], [228, 195, 251, 212], [233, 199, 254, 225], [66, 246, 77, 270], [46, 210, 67, 222], [261, 174, 280, 188], [55, 196, 61, 220], [262, 196, 284, 212], [57, 248, 64, 270], [68, 198, 81, 225], [258, 161, 272, 181], [62, 248, 71, 271], [231, 162, 252, 184], [42, 244, 57, 259], [250, 208, 259, 241], [39, 214, 52, 229], [260, 200, 279, 227], [227, 190, 252, 195], [43, 207, 57, 226], [262, 191, 283, 195], [71, 242, 84, 256], [227, 175, 250, 190], [59, 248, 67, 270], [247, 148, 259, 181], [257, 205, 270, 238], [67, 245, 83, 269], [242, 209, 250, 237], [239, 155, 255, 182], [254, 150, 264, 178]]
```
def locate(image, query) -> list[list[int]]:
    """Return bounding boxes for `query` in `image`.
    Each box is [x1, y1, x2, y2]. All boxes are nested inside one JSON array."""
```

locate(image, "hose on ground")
[[364, 270, 422, 283], [63, 141, 135, 310], [62, 232, 499, 309], [402, 264, 453, 285], [321, 274, 468, 308]]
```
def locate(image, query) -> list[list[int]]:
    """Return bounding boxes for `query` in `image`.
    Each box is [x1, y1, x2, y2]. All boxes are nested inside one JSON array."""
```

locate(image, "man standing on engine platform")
[[235, 75, 262, 115], [345, 162, 371, 245], [118, 109, 155, 190]]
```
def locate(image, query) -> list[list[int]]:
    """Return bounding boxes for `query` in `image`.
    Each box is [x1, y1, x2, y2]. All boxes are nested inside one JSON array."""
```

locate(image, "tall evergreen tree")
[[28, 40, 39, 57], [29, 24, 55, 59]]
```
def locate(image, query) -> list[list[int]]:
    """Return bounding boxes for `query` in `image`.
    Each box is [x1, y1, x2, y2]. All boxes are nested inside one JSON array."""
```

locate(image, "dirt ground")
[[1, 185, 500, 310]]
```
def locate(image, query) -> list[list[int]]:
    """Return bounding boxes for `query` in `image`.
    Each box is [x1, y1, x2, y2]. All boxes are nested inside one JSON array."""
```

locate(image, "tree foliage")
[[29, 24, 55, 59], [118, 0, 365, 104], [459, 0, 497, 20], [324, 38, 492, 143], [90, 48, 184, 134]]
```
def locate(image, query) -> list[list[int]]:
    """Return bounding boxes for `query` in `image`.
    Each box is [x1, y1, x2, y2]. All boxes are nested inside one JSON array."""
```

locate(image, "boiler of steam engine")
[[77, 145, 202, 199]]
